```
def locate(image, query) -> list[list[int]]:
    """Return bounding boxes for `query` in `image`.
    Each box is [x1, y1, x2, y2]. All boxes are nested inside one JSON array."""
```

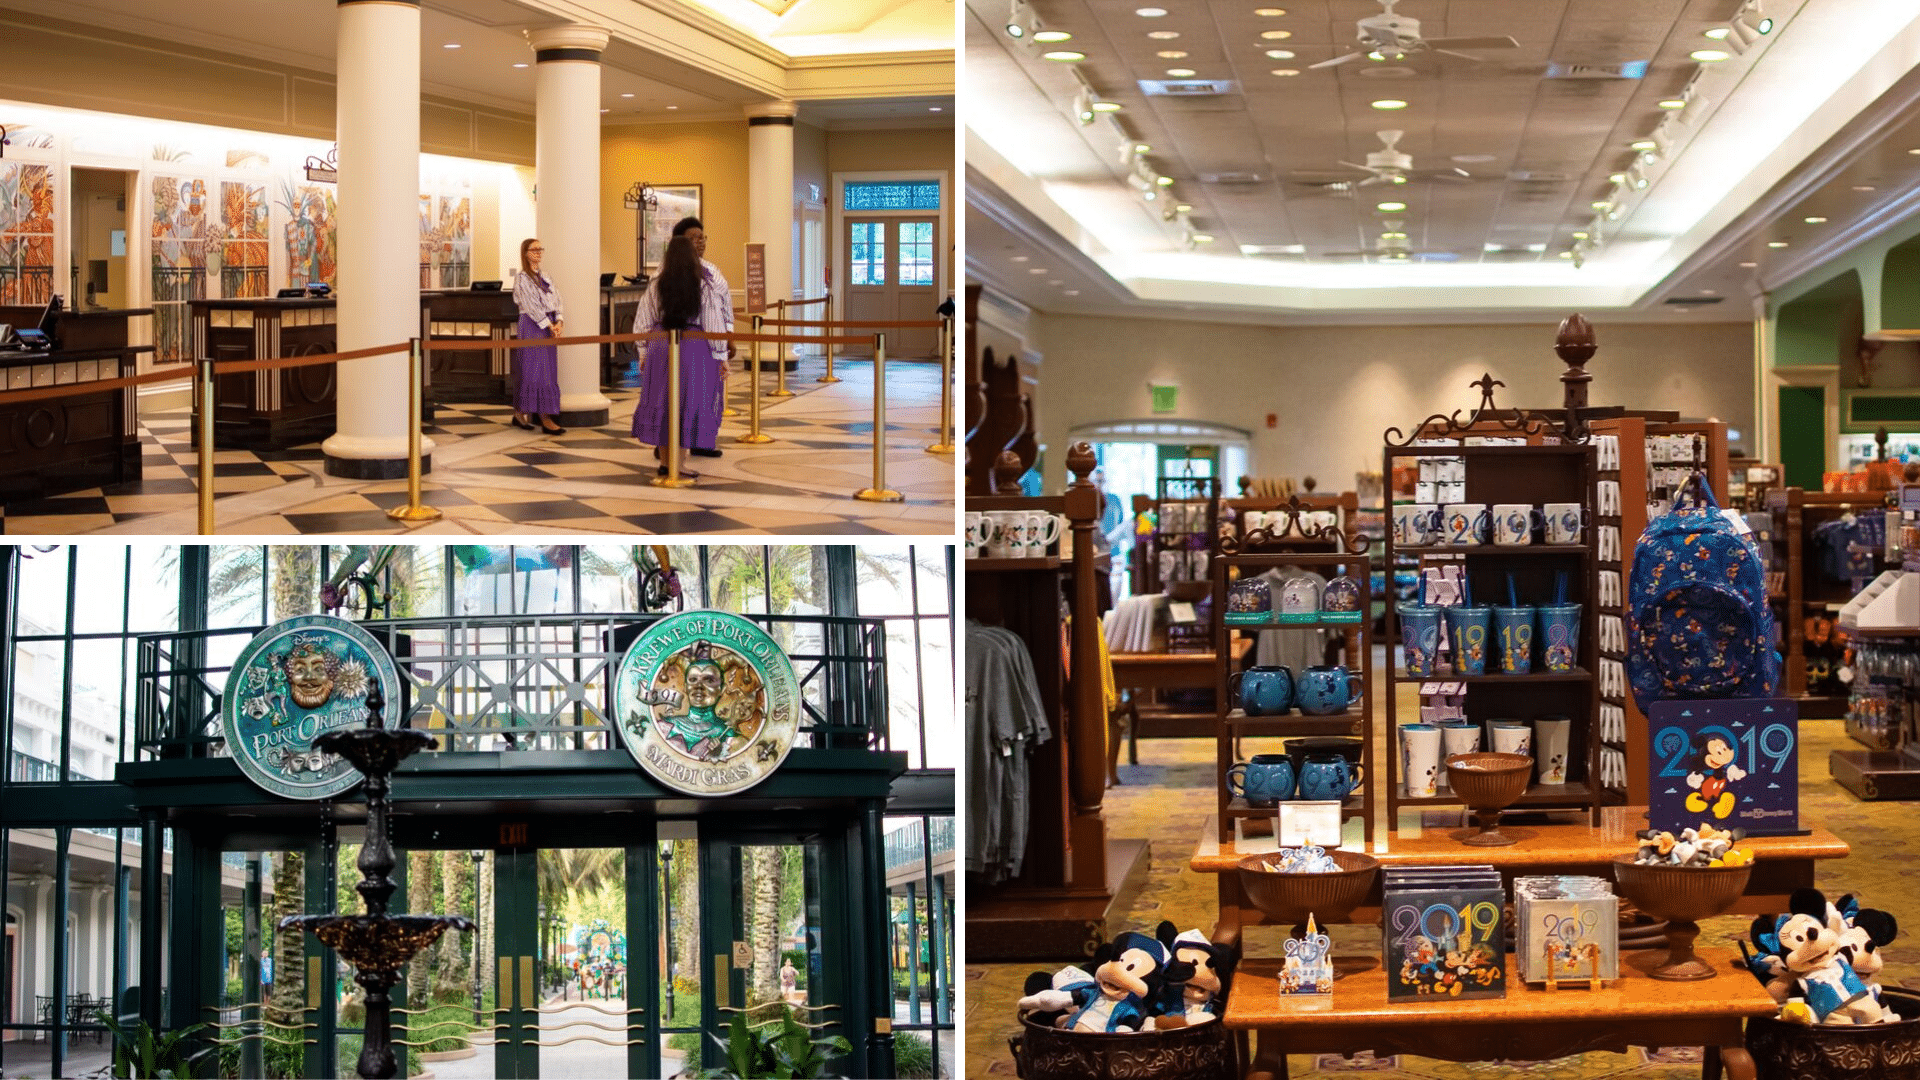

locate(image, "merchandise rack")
[[1210, 503, 1376, 844], [1381, 374, 1603, 829], [1768, 487, 1894, 718]]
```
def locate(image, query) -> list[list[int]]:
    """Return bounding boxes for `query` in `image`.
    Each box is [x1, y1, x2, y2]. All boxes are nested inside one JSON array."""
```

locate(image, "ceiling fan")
[[1286, 130, 1471, 190], [1311, 0, 1519, 70], [1316, 220, 1461, 263]]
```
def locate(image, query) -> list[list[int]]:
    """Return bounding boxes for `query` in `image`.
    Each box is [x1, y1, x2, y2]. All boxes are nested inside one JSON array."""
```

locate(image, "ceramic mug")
[[986, 511, 1024, 558], [1024, 512, 1062, 557], [1438, 722, 1481, 793], [1544, 503, 1585, 545], [1394, 504, 1441, 546], [1445, 604, 1493, 676], [1493, 504, 1544, 546], [1534, 716, 1572, 785], [1400, 603, 1444, 677], [1295, 664, 1362, 716], [1443, 503, 1491, 546], [1226, 754, 1297, 808], [1283, 737, 1363, 780], [1494, 605, 1534, 674], [1489, 720, 1533, 759], [1229, 665, 1294, 716], [1537, 603, 1581, 673], [1401, 724, 1443, 798], [964, 512, 992, 557], [1298, 753, 1364, 802]]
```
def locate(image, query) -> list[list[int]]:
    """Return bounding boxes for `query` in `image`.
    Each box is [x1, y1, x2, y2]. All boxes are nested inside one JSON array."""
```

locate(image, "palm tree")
[[435, 850, 473, 1000], [266, 851, 305, 1029]]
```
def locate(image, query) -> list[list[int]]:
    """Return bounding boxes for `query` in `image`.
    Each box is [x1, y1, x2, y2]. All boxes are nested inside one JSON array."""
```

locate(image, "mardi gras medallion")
[[221, 614, 401, 800], [614, 609, 800, 796]]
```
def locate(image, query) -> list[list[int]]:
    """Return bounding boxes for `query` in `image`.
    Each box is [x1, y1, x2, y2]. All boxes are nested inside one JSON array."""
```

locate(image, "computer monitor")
[[35, 295, 61, 349], [470, 280, 502, 292], [307, 283, 332, 298], [14, 328, 50, 350], [0, 325, 12, 346], [277, 287, 307, 299], [599, 272, 616, 288]]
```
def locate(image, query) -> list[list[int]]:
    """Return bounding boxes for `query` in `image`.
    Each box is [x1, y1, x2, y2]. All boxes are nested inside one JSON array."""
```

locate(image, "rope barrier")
[[0, 366, 189, 408], [928, 314, 955, 455], [386, 338, 441, 523], [212, 341, 410, 374], [767, 300, 793, 399], [760, 319, 945, 329], [853, 331, 902, 504], [737, 312, 776, 447]]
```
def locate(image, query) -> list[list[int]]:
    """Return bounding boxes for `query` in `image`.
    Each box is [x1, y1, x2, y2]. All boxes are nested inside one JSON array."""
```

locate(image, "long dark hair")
[[655, 236, 702, 330]]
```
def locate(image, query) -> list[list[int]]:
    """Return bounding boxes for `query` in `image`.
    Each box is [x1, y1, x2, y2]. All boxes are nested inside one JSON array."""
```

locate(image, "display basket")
[[1009, 1013, 1236, 1080]]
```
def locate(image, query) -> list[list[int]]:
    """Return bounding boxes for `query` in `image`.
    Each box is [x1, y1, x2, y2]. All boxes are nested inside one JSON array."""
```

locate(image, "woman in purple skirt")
[[510, 237, 566, 434], [632, 235, 729, 478]]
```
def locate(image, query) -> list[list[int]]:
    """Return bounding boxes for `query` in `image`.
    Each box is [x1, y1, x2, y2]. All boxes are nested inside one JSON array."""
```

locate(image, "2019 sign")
[[1647, 698, 1799, 836]]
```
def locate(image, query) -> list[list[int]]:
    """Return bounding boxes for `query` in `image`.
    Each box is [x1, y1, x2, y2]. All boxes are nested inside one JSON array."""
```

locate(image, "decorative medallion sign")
[[221, 615, 402, 800], [615, 609, 800, 796]]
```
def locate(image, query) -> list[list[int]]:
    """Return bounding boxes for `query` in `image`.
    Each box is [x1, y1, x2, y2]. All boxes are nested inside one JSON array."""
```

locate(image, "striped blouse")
[[630, 264, 732, 362], [511, 270, 562, 329]]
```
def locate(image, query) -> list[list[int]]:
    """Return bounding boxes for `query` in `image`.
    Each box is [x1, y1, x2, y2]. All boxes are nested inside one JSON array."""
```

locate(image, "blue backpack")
[[1626, 478, 1780, 711]]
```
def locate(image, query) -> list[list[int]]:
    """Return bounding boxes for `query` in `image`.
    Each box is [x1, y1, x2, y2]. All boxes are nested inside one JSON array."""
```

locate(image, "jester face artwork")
[[615, 610, 801, 797], [221, 616, 400, 801]]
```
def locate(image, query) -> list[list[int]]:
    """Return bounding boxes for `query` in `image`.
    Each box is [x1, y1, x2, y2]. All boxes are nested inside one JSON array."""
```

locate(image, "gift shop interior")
[[965, 2, 1920, 1078], [0, 0, 955, 537]]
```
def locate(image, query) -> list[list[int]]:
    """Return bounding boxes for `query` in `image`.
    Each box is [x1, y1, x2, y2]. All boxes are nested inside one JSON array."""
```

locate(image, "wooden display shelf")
[[1223, 616, 1369, 629], [1391, 781, 1593, 808], [1394, 545, 1589, 557], [1225, 711, 1364, 736], [1224, 794, 1366, 818], [965, 555, 1061, 572], [1831, 747, 1920, 801], [1386, 444, 1589, 459], [1392, 668, 1592, 685], [1768, 487, 1892, 702]]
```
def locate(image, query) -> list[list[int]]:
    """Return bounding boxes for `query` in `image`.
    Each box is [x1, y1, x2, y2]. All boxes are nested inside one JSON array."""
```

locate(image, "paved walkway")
[[426, 996, 689, 1080]]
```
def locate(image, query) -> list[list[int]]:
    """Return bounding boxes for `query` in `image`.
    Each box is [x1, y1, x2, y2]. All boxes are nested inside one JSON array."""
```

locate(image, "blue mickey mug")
[[1226, 754, 1297, 808], [1229, 665, 1294, 716], [1295, 664, 1362, 716], [1297, 753, 1364, 801]]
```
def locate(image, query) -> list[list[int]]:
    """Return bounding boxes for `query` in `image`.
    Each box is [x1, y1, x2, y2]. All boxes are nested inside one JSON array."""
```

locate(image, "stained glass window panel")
[[843, 181, 940, 211]]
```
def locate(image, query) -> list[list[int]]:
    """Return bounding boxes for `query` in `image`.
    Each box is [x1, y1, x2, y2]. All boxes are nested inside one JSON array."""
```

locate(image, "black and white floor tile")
[[1, 359, 953, 535]]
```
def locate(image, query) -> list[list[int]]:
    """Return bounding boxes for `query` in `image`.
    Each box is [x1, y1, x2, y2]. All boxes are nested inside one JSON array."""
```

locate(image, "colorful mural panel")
[[280, 180, 336, 289], [0, 162, 55, 305], [220, 181, 269, 298], [152, 175, 208, 364], [436, 194, 470, 288]]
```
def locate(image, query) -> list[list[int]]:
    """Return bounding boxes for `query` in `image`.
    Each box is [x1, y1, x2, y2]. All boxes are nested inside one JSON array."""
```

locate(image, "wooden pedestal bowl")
[[1611, 854, 1753, 980], [1444, 752, 1533, 847], [1236, 849, 1379, 936]]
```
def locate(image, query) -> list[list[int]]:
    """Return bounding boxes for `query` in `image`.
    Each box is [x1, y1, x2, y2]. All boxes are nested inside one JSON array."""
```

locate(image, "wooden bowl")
[[1444, 752, 1532, 847], [1611, 854, 1754, 980], [1236, 849, 1379, 931]]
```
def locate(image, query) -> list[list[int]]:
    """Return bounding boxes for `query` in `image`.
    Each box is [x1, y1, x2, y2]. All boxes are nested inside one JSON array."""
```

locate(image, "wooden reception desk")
[[421, 288, 517, 402], [192, 297, 339, 449], [0, 306, 150, 500]]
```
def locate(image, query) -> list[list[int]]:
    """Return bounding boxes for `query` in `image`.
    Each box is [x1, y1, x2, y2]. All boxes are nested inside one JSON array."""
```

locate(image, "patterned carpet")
[[965, 659, 1919, 1079], [0, 358, 953, 535]]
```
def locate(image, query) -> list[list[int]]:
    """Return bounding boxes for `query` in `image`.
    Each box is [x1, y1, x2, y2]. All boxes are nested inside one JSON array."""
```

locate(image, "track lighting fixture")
[[1074, 87, 1095, 125], [1005, 0, 1037, 40], [1727, 0, 1772, 52], [1627, 162, 1650, 191]]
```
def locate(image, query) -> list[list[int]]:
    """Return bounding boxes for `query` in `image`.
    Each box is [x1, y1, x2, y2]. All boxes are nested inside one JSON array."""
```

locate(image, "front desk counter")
[[0, 306, 151, 501], [193, 297, 340, 450], [421, 288, 517, 402]]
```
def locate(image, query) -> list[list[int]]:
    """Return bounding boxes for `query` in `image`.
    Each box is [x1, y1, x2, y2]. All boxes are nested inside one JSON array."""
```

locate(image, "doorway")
[[842, 216, 939, 358], [68, 168, 130, 311], [798, 202, 826, 358]]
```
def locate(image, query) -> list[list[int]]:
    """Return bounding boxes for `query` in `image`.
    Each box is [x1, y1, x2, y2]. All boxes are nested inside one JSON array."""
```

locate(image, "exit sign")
[[1150, 384, 1178, 414]]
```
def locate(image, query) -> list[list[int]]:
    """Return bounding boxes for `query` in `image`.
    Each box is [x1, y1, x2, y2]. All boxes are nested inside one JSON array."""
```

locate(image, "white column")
[[528, 24, 613, 425], [746, 101, 798, 312], [323, 0, 433, 478]]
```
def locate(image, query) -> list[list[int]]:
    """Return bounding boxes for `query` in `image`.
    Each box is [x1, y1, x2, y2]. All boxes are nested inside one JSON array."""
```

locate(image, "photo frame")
[[640, 184, 701, 273]]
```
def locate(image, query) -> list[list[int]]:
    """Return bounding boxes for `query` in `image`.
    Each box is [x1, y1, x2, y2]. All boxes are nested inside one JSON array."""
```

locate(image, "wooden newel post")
[[992, 451, 1024, 495], [1556, 312, 1597, 440], [1065, 442, 1109, 853]]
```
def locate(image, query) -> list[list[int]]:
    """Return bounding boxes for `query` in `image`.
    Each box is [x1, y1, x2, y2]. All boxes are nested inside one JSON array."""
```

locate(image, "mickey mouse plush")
[[1149, 922, 1236, 1027], [1830, 894, 1899, 1024], [1741, 888, 1890, 1025], [1015, 931, 1169, 1033]]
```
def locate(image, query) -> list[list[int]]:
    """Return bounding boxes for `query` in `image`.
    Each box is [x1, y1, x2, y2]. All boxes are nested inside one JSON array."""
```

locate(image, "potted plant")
[[686, 1005, 852, 1079]]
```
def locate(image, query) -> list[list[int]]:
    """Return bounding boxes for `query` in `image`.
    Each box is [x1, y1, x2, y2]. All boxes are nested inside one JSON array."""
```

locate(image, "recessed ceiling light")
[[1371, 98, 1408, 110], [599, 108, 610, 113], [1658, 98, 1687, 109], [1167, 67, 1196, 76], [1558, 251, 1574, 259], [1367, 50, 1387, 60], [1739, 261, 1758, 267], [1701, 288, 1718, 295], [1029, 268, 1048, 274], [1158, 50, 1188, 58], [443, 43, 461, 49], [1148, 30, 1180, 39], [1265, 49, 1295, 59], [1092, 101, 1122, 112], [1043, 50, 1086, 61], [1690, 49, 1729, 62], [1156, 176, 1175, 186], [1908, 148, 1920, 155], [1804, 216, 1827, 224], [666, 105, 678, 110], [1049, 279, 1063, 285], [1383, 232, 1409, 241], [621, 93, 635, 98], [930, 106, 943, 112], [1853, 185, 1877, 191], [1065, 289, 1080, 296], [1591, 201, 1612, 210], [1254, 7, 1287, 14], [1767, 241, 1788, 248], [1175, 203, 1193, 212], [1260, 29, 1292, 39], [1630, 139, 1657, 150], [1192, 234, 1215, 242], [1136, 6, 1168, 15], [1033, 30, 1073, 43], [512, 62, 529, 68], [1011, 256, 1029, 262], [1136, 143, 1153, 152], [1271, 68, 1300, 76], [1525, 243, 1547, 253], [1571, 231, 1589, 239], [1608, 172, 1626, 183], [1376, 200, 1407, 212], [1451, 154, 1497, 164], [1703, 26, 1732, 40]]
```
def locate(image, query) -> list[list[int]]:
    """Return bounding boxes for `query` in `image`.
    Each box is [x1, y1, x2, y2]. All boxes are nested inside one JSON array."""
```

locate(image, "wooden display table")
[[1191, 807, 1849, 944], [1110, 638, 1256, 777], [1228, 947, 1768, 1080]]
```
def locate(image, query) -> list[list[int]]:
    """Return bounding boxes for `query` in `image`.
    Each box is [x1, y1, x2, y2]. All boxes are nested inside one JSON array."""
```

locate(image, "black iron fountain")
[[280, 682, 473, 1080]]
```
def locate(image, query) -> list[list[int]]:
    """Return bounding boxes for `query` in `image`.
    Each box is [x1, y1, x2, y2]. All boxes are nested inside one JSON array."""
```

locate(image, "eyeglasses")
[[527, 247, 545, 253]]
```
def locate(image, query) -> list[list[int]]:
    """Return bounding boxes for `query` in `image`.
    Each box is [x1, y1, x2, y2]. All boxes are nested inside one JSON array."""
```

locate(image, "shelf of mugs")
[[1393, 781, 1594, 808], [1393, 545, 1589, 558], [1225, 711, 1363, 737], [1222, 613, 1366, 628], [1391, 667, 1592, 685], [965, 555, 1063, 573], [1386, 444, 1590, 459]]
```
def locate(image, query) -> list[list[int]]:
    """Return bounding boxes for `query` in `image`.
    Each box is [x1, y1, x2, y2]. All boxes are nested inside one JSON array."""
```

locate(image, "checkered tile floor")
[[0, 358, 954, 535]]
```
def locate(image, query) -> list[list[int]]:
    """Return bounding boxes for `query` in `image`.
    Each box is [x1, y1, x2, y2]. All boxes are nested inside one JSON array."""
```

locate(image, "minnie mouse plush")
[[1149, 922, 1236, 1027]]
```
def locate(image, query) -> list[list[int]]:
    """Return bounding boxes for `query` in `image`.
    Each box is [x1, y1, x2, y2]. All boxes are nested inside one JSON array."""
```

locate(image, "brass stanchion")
[[926, 314, 955, 454], [853, 332, 903, 503], [720, 315, 740, 417], [816, 290, 841, 384], [387, 338, 443, 522], [737, 316, 774, 445], [651, 329, 697, 487], [768, 299, 795, 398], [196, 353, 216, 535]]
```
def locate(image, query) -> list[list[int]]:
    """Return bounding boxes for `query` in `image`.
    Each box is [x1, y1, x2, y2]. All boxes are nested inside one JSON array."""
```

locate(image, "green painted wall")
[[1780, 384, 1827, 488]]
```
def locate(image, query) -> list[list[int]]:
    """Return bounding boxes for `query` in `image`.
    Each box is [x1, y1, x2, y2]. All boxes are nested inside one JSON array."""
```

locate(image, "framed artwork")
[[639, 184, 701, 273]]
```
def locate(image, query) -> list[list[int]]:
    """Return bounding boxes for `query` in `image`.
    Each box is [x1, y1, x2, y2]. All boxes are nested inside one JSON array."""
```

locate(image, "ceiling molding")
[[967, 168, 1135, 307]]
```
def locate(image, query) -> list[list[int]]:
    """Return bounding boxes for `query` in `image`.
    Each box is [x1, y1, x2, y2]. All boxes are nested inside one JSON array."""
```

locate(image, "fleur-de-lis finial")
[[1471, 372, 1505, 408]]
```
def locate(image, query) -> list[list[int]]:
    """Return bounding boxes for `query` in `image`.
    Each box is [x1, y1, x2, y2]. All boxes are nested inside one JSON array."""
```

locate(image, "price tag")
[[1169, 601, 1198, 624]]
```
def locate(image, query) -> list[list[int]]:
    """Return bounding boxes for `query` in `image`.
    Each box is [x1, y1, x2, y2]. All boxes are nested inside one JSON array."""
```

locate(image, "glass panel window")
[[851, 222, 886, 286], [127, 545, 181, 633], [883, 815, 954, 1077], [208, 546, 267, 629], [15, 545, 71, 636], [898, 221, 935, 287], [72, 547, 127, 635], [843, 181, 941, 212]]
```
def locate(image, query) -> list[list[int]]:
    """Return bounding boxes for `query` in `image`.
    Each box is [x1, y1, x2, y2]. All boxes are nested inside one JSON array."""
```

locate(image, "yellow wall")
[[826, 127, 955, 287], [599, 121, 751, 286]]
